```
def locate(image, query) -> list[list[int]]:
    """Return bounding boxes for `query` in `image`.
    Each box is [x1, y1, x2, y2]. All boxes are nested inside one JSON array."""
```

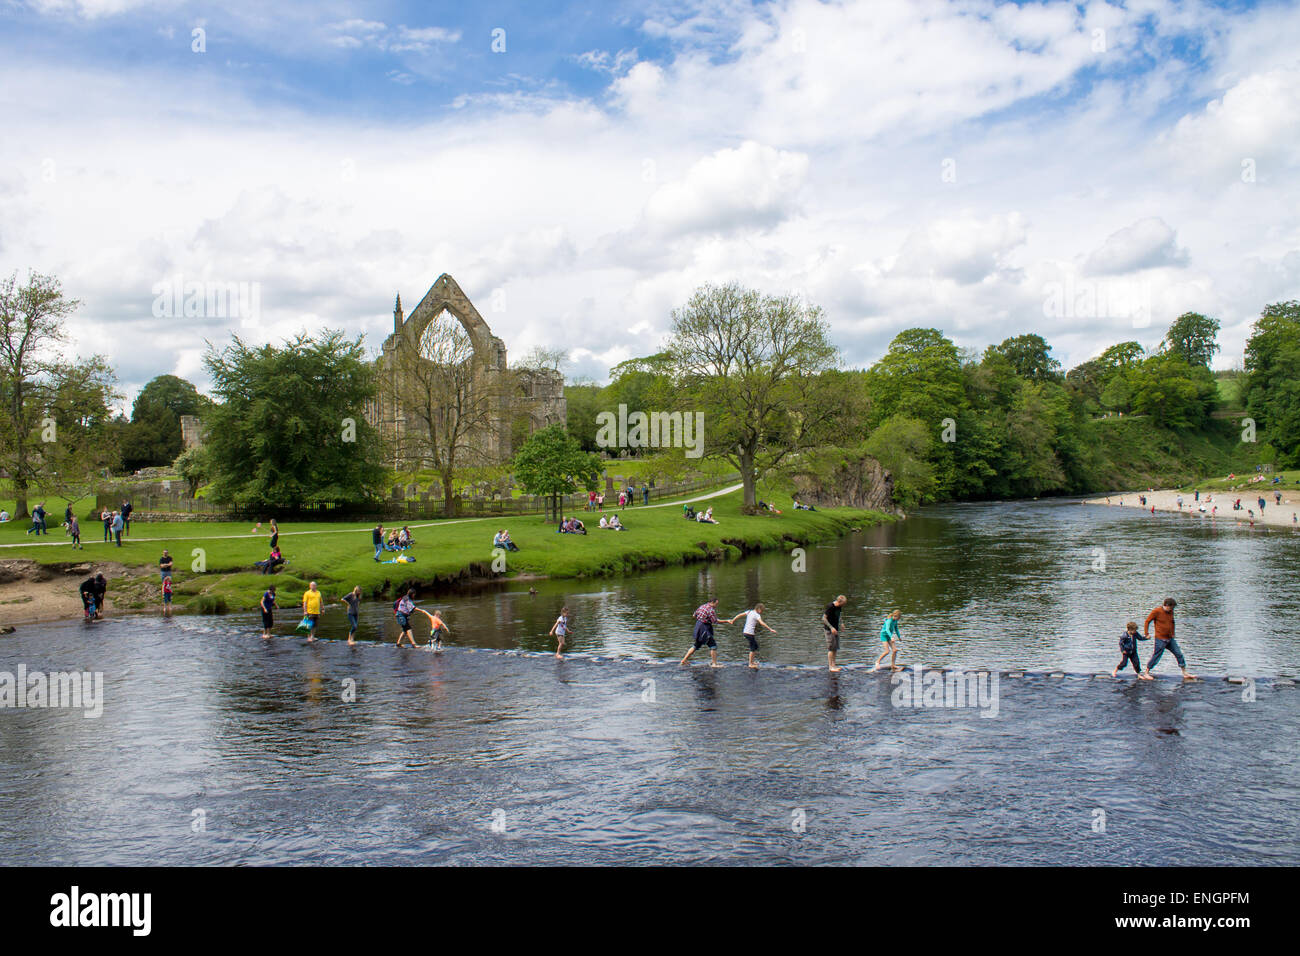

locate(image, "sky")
[[1, 0, 1298, 408]]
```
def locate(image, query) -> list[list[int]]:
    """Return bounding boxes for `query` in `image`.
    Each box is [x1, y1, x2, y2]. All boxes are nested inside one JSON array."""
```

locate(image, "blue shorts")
[[692, 621, 716, 649], [396, 612, 411, 630]]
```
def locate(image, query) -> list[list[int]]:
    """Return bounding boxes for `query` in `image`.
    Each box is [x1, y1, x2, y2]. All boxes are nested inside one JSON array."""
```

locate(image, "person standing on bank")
[[823, 595, 847, 672], [1142, 598, 1197, 680]]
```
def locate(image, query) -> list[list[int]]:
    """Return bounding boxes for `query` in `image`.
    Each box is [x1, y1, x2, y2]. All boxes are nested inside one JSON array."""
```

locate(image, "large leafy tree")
[[120, 374, 208, 471], [1242, 300, 1300, 465], [511, 424, 602, 522], [1128, 352, 1217, 430], [42, 356, 122, 509], [666, 283, 842, 512], [985, 333, 1062, 382], [201, 330, 389, 508], [0, 271, 91, 517], [1163, 312, 1221, 368]]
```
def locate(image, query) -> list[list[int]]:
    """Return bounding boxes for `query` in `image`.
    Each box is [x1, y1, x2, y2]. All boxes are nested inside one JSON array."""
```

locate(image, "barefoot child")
[[1111, 621, 1151, 679], [730, 602, 776, 669], [162, 575, 173, 617], [260, 586, 278, 639], [873, 610, 902, 671], [415, 607, 449, 651], [549, 606, 571, 659]]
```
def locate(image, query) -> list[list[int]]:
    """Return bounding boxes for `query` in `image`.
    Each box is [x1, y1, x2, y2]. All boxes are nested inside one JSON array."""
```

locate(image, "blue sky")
[[1, 0, 1298, 404]]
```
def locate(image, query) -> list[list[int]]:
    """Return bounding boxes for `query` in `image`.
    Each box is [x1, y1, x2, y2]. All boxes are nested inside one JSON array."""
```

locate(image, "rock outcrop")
[[790, 455, 900, 514]]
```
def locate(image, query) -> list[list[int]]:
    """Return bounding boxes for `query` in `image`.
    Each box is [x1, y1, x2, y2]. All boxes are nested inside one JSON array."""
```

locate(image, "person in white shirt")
[[0, 510, 9, 522], [728, 602, 777, 669], [599, 515, 609, 529]]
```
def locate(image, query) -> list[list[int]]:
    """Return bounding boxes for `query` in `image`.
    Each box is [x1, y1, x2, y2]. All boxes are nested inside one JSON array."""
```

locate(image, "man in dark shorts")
[[680, 598, 729, 667], [823, 594, 847, 672], [260, 586, 278, 639]]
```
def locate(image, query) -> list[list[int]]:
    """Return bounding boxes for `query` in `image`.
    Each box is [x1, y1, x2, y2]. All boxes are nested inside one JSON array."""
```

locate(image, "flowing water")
[[2, 499, 1297, 864]]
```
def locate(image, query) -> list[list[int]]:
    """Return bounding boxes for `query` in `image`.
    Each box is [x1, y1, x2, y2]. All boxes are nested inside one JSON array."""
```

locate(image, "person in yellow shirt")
[[302, 581, 323, 642]]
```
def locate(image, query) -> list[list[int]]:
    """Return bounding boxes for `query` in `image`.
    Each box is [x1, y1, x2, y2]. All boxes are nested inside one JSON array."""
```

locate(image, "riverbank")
[[1084, 486, 1300, 528], [0, 487, 891, 625]]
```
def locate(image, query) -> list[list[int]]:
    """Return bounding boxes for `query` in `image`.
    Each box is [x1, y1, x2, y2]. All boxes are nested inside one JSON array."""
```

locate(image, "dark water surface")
[[2, 500, 1297, 864]]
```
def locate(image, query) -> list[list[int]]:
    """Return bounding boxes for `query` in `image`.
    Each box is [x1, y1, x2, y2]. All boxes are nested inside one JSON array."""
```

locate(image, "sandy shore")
[[1085, 487, 1300, 529], [0, 559, 145, 628]]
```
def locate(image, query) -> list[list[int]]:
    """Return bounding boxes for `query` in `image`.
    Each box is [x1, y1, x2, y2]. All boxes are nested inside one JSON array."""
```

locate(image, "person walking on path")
[[823, 595, 848, 672], [301, 581, 323, 642], [111, 510, 124, 547], [68, 515, 81, 550], [680, 598, 729, 668], [732, 602, 776, 669], [339, 586, 362, 645], [260, 586, 278, 639], [1142, 598, 1197, 680], [872, 610, 903, 672], [549, 606, 571, 659]]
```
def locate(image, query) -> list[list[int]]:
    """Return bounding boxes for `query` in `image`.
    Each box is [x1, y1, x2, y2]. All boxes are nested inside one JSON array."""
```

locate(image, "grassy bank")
[[1, 488, 890, 617]]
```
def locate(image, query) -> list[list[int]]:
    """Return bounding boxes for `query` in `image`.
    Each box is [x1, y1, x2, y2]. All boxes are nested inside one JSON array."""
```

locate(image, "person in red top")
[[1142, 598, 1197, 680]]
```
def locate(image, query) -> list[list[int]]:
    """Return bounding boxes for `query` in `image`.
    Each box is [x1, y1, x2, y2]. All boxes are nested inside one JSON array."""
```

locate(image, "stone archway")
[[399, 273, 499, 368]]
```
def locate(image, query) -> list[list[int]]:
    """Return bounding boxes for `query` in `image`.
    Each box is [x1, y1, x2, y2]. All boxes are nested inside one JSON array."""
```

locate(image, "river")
[[1, 499, 1297, 864]]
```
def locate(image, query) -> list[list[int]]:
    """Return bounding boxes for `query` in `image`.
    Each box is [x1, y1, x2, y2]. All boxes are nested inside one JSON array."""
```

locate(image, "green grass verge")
[[1, 489, 890, 616]]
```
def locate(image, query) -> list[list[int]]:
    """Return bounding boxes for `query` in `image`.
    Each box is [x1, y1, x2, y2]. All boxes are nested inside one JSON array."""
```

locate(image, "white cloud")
[[641, 141, 809, 238], [1084, 217, 1189, 275]]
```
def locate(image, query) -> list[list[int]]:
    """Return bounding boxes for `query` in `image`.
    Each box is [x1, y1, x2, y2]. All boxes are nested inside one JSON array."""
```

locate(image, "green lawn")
[[2, 488, 890, 615]]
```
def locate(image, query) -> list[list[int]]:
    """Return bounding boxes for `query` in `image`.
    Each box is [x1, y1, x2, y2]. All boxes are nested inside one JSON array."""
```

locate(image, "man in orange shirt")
[[1142, 597, 1197, 680]]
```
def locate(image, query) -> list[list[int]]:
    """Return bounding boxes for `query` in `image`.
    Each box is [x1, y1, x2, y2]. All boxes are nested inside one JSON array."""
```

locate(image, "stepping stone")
[[1004, 672, 1024, 678], [1094, 673, 1112, 679], [1049, 672, 1066, 678], [1226, 676, 1248, 684]]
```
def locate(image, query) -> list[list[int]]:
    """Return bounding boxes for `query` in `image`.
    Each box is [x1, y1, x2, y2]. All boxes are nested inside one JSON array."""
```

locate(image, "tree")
[[986, 333, 1061, 381], [1163, 312, 1220, 367], [563, 381, 605, 452], [511, 424, 602, 522], [395, 312, 517, 515], [41, 357, 122, 509], [120, 374, 208, 471], [201, 330, 389, 508], [666, 283, 841, 511], [1128, 353, 1216, 430], [1242, 300, 1300, 465], [0, 272, 81, 517], [174, 445, 211, 499], [864, 415, 935, 509]]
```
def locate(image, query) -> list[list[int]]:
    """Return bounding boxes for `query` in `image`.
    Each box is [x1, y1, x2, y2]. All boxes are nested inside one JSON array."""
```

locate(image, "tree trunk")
[[13, 478, 29, 520], [441, 467, 457, 517], [739, 447, 758, 512]]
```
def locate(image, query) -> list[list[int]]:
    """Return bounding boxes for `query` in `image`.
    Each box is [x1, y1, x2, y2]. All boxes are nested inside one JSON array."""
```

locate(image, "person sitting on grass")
[[255, 546, 285, 575], [385, 529, 401, 551], [398, 526, 414, 549], [0, 509, 9, 522], [608, 514, 625, 531], [683, 504, 696, 520], [498, 529, 520, 551], [696, 506, 718, 524]]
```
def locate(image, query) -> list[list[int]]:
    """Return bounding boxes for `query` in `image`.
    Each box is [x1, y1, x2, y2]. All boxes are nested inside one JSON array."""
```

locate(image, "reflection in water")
[[1, 499, 1297, 865]]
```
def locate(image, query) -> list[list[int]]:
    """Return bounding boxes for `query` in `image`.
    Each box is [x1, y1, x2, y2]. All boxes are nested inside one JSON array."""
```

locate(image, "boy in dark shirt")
[[1110, 621, 1151, 679], [822, 595, 847, 672]]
